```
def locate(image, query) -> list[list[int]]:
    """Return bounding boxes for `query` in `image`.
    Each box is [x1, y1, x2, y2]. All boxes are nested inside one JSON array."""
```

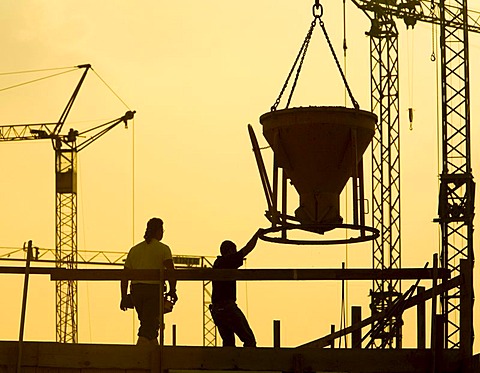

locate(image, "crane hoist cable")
[[91, 68, 131, 111], [0, 66, 75, 75], [341, 0, 349, 348], [430, 2, 436, 62], [271, 0, 359, 112], [0, 68, 77, 92], [406, 28, 415, 131], [342, 0, 348, 107], [0, 65, 132, 114], [338, 262, 348, 348]]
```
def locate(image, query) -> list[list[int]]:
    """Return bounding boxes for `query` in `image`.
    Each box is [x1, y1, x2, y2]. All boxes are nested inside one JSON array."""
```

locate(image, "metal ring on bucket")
[[259, 223, 379, 245]]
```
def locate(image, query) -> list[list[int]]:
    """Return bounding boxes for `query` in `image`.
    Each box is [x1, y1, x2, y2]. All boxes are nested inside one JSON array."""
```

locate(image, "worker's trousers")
[[131, 283, 161, 340], [210, 301, 256, 347]]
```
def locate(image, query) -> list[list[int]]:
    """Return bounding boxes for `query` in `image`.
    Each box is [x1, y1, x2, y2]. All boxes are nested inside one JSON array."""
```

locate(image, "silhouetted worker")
[[210, 228, 265, 347], [120, 217, 177, 345]]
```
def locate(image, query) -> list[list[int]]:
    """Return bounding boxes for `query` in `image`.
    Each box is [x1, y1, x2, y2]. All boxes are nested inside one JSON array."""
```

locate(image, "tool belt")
[[209, 300, 235, 312]]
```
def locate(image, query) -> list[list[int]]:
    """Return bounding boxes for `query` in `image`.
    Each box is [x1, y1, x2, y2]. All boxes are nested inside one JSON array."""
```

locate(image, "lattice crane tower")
[[0, 64, 135, 343], [350, 0, 480, 348]]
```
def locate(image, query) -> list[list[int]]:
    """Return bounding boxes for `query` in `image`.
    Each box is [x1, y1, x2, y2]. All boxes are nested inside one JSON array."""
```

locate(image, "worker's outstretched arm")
[[239, 228, 265, 258], [164, 259, 178, 303]]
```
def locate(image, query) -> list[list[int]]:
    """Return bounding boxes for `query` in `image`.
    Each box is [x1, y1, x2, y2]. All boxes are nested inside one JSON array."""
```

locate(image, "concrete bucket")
[[260, 106, 376, 227]]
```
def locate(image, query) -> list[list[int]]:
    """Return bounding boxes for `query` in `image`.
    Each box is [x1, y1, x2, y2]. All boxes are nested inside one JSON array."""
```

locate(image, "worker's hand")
[[256, 228, 267, 237], [166, 290, 178, 304], [120, 297, 130, 311]]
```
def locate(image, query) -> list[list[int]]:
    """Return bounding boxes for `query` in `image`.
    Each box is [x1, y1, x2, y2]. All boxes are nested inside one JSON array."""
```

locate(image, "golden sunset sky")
[[1, 0, 479, 351]]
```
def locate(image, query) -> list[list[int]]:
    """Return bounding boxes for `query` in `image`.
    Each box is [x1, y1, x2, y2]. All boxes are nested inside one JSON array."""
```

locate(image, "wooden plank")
[[54, 268, 452, 281], [460, 259, 474, 361], [0, 342, 18, 368], [35, 368, 60, 373], [273, 321, 280, 348], [416, 286, 426, 349], [80, 369, 124, 373], [162, 346, 462, 373], [0, 342, 465, 373], [351, 306, 361, 348], [21, 367, 37, 373], [7, 343, 151, 370], [0, 268, 54, 276], [472, 353, 480, 372]]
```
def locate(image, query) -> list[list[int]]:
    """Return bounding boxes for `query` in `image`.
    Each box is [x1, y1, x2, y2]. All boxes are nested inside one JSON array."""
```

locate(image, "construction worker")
[[210, 228, 265, 347], [120, 217, 177, 345]]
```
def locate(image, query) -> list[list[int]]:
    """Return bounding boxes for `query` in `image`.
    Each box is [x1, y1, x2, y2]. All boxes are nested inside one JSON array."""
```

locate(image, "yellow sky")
[[1, 0, 480, 350]]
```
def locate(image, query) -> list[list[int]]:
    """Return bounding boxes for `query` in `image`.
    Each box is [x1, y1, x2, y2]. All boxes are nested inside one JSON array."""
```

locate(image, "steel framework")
[[437, 0, 475, 351], [200, 256, 217, 346], [55, 147, 78, 342], [0, 64, 135, 342], [352, 0, 480, 349], [367, 12, 401, 348]]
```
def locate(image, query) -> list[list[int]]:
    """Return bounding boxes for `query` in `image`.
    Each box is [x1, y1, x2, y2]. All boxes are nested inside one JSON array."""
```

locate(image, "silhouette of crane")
[[348, 0, 480, 348], [0, 64, 135, 343], [250, 0, 479, 350]]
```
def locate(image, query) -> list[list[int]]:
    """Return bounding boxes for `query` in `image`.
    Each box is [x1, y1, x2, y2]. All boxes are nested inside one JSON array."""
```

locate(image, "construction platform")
[[1, 264, 477, 372], [1, 341, 479, 373]]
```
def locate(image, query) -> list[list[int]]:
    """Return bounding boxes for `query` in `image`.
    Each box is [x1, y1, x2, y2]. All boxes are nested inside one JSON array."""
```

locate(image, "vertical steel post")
[[273, 320, 281, 348], [351, 306, 362, 348], [416, 286, 426, 349], [16, 241, 33, 373], [459, 259, 473, 365], [172, 324, 177, 347]]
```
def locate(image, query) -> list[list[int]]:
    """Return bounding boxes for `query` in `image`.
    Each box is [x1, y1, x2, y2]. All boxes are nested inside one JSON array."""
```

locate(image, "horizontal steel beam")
[[0, 123, 57, 141], [0, 267, 450, 281], [0, 247, 213, 267]]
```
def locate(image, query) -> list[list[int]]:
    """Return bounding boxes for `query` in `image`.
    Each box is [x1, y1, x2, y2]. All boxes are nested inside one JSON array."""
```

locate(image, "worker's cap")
[[220, 240, 236, 255]]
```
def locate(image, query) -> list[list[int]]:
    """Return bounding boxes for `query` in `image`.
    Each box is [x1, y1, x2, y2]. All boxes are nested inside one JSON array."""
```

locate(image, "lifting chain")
[[271, 20, 316, 111], [271, 0, 359, 111]]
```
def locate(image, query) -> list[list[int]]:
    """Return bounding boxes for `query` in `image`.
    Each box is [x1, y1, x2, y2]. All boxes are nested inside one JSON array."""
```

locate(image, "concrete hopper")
[[260, 106, 376, 227]]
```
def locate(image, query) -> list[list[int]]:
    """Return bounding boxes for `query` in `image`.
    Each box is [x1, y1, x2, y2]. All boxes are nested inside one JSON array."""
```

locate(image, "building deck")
[[0, 341, 478, 373]]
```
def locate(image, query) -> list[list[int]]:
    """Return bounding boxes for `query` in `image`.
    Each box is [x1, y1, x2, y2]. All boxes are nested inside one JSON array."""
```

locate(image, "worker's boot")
[[136, 336, 150, 345]]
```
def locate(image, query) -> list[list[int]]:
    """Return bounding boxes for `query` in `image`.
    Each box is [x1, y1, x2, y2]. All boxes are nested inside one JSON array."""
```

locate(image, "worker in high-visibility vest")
[[121, 217, 178, 345]]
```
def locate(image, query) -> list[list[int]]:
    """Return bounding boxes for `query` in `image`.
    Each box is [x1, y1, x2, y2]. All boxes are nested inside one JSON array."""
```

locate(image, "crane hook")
[[313, 0, 323, 19]]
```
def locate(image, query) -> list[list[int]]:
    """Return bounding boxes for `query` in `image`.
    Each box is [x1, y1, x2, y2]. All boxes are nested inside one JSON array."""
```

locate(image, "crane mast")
[[437, 0, 474, 352], [55, 135, 78, 343], [0, 65, 135, 343], [351, 0, 479, 349], [367, 11, 401, 349]]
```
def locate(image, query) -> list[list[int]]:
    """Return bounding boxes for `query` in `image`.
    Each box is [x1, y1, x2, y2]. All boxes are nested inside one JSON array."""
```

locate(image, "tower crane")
[[0, 64, 135, 343], [348, 0, 480, 349]]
